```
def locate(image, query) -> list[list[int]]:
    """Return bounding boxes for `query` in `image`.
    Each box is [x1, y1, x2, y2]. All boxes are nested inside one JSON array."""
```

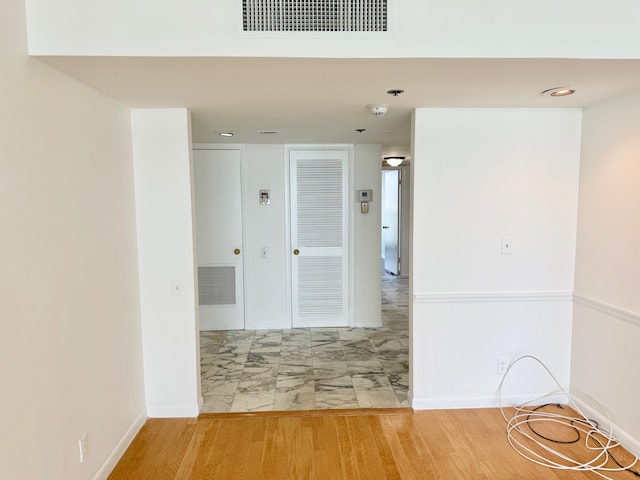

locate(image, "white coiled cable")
[[498, 355, 639, 479]]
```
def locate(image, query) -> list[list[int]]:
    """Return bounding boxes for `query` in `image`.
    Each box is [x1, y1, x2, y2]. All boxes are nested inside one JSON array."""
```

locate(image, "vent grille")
[[242, 0, 387, 32], [198, 266, 236, 306], [298, 256, 344, 316], [296, 158, 343, 248]]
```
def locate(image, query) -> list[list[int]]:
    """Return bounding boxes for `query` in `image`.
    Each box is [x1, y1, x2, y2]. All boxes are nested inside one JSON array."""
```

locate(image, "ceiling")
[[41, 56, 640, 158]]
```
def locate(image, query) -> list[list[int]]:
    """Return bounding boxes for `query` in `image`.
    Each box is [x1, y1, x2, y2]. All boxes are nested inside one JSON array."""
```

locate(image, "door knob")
[[293, 249, 300, 255], [234, 248, 241, 255], [382, 226, 390, 229]]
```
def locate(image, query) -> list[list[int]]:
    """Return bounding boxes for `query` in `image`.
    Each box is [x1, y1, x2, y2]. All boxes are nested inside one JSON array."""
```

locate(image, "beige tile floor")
[[199, 273, 408, 413]]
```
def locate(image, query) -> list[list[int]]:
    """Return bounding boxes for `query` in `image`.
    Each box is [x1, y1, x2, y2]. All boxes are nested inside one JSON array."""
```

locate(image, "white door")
[[193, 148, 244, 330], [382, 169, 400, 275], [290, 149, 349, 328]]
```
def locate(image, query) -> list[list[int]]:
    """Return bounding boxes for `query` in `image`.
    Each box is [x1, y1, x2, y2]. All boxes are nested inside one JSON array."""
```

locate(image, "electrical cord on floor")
[[525, 404, 640, 477], [498, 355, 640, 479]]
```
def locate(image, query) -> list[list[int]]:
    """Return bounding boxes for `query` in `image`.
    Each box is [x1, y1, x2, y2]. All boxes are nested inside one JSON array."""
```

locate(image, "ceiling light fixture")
[[368, 104, 388, 117], [387, 89, 405, 96], [384, 156, 405, 167], [542, 87, 576, 97], [218, 132, 234, 137]]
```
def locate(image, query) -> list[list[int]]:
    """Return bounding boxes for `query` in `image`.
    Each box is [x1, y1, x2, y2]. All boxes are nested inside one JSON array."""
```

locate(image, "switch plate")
[[501, 237, 513, 255], [171, 280, 183, 296], [260, 247, 269, 259]]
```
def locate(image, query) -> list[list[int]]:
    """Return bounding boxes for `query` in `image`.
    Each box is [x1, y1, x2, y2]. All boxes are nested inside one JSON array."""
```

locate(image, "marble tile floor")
[[200, 274, 409, 413]]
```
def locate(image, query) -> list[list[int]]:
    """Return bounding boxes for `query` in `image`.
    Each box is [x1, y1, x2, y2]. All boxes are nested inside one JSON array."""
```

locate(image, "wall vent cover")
[[198, 266, 236, 306], [242, 0, 387, 32]]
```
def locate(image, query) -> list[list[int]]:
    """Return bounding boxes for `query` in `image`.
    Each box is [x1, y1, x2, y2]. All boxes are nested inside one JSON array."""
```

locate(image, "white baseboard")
[[147, 402, 200, 418], [411, 392, 569, 410], [572, 396, 640, 457], [93, 408, 147, 480], [354, 321, 383, 328], [245, 323, 289, 330]]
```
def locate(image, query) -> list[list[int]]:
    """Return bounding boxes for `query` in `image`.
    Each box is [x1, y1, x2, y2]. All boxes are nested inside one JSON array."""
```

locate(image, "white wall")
[[0, 1, 145, 478], [25, 0, 640, 58], [131, 108, 201, 417], [243, 144, 288, 329], [354, 144, 382, 327], [410, 108, 581, 408], [572, 90, 640, 452]]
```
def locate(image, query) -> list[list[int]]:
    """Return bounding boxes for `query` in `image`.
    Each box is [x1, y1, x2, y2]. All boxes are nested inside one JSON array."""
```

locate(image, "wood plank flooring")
[[108, 407, 638, 479]]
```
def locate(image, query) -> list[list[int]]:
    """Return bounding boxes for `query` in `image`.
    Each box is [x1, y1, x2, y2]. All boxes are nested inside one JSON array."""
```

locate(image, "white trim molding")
[[414, 291, 573, 304], [146, 402, 200, 418], [572, 395, 640, 457], [573, 294, 640, 328], [412, 392, 569, 411], [93, 408, 147, 480]]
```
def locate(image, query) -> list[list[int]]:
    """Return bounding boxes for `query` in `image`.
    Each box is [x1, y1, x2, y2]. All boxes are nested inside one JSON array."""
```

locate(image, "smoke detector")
[[368, 104, 388, 117]]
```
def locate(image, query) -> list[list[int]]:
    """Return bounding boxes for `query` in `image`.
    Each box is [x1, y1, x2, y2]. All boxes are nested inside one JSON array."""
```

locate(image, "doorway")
[[381, 167, 406, 277]]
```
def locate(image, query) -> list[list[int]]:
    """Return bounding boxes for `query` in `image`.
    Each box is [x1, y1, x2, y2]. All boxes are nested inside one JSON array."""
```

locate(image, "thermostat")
[[358, 190, 372, 202], [259, 189, 270, 205]]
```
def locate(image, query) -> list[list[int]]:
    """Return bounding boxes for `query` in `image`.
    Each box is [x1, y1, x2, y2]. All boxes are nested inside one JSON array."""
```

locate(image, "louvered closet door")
[[193, 148, 244, 331], [290, 149, 349, 328]]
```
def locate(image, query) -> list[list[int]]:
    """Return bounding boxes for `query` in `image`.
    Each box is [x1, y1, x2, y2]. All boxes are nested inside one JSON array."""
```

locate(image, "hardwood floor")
[[108, 408, 637, 479]]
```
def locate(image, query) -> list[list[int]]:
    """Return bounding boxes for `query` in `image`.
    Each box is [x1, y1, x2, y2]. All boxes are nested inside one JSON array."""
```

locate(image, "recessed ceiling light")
[[387, 89, 405, 96], [542, 87, 576, 97], [219, 132, 234, 137]]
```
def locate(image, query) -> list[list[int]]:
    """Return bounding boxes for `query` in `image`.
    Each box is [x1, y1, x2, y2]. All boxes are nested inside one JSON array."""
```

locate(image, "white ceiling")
[[41, 56, 640, 157]]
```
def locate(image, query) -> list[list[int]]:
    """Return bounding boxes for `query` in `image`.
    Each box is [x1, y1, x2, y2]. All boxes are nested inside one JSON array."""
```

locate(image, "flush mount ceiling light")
[[368, 104, 388, 117], [387, 89, 405, 96], [218, 132, 234, 137], [384, 156, 405, 167], [542, 87, 576, 97]]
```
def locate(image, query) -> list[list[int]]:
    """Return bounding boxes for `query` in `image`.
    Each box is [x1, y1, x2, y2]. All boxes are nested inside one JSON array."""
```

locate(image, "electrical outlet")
[[79, 433, 88, 463], [497, 357, 509, 375]]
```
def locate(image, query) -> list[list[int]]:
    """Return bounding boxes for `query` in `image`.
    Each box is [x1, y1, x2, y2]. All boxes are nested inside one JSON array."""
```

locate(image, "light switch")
[[171, 280, 183, 296], [501, 237, 513, 255]]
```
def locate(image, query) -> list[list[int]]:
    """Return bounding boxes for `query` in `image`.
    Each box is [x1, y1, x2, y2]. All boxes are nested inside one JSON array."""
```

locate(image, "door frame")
[[382, 164, 409, 278], [192, 143, 248, 330], [381, 168, 400, 275], [284, 144, 355, 328]]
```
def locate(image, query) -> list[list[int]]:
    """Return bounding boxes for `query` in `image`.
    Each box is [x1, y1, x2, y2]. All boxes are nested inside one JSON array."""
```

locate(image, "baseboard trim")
[[93, 408, 146, 480], [414, 291, 573, 303], [147, 402, 200, 418], [573, 294, 640, 328], [572, 395, 640, 457], [411, 392, 569, 410]]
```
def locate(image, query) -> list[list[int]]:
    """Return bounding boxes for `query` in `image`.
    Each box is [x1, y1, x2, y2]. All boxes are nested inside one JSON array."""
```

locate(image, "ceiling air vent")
[[242, 0, 388, 32]]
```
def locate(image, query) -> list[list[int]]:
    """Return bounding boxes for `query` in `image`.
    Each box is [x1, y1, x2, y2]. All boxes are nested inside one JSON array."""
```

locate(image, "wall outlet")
[[78, 433, 88, 463], [497, 357, 509, 375]]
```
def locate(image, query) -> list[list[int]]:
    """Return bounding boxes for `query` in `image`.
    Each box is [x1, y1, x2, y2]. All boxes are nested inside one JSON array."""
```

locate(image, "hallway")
[[199, 273, 409, 413]]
